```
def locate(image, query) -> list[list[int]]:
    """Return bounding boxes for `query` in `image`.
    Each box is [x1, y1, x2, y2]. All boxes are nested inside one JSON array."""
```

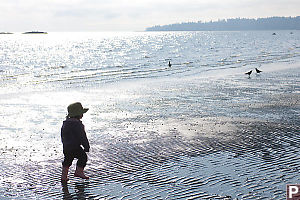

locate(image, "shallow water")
[[0, 32, 300, 199], [0, 31, 300, 93]]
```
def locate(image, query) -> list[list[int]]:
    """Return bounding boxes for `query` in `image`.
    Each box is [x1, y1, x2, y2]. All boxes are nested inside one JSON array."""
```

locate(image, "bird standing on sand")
[[245, 70, 252, 78], [168, 61, 172, 67], [255, 68, 262, 73]]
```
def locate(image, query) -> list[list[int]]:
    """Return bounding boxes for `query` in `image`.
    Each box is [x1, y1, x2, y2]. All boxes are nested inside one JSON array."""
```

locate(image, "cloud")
[[0, 0, 299, 31]]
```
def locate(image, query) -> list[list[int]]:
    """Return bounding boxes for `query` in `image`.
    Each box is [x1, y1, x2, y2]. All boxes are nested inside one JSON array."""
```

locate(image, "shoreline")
[[1, 59, 299, 97]]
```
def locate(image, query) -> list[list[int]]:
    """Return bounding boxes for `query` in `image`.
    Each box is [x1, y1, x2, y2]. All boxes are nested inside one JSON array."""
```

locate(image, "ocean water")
[[0, 31, 300, 199], [0, 31, 299, 93]]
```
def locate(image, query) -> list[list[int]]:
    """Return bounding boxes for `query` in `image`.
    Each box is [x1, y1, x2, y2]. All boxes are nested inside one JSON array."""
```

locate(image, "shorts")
[[62, 147, 88, 168]]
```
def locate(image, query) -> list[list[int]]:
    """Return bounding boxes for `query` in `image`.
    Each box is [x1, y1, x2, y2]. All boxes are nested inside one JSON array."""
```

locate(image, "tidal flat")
[[0, 62, 299, 199]]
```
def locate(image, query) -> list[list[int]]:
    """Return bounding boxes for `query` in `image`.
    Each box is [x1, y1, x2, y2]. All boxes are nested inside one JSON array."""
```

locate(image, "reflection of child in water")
[[61, 102, 90, 182]]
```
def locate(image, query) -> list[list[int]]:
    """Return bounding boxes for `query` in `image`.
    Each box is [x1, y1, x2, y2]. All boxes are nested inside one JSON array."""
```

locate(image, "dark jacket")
[[61, 118, 90, 152]]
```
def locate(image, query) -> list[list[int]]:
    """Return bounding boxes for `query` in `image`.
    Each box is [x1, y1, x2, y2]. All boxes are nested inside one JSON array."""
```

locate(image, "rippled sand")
[[0, 63, 299, 199]]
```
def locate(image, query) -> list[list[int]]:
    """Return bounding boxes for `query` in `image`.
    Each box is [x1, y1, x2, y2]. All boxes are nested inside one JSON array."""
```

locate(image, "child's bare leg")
[[61, 166, 70, 182], [74, 150, 89, 179]]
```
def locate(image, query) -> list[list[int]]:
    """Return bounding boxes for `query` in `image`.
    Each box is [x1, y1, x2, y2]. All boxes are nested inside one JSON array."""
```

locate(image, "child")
[[61, 102, 90, 182]]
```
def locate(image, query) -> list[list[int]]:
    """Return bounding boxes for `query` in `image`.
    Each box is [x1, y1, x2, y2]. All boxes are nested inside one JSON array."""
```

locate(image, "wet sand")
[[0, 63, 299, 199]]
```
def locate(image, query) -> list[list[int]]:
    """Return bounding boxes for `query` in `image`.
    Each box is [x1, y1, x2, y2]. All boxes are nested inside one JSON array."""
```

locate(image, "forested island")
[[146, 16, 300, 31]]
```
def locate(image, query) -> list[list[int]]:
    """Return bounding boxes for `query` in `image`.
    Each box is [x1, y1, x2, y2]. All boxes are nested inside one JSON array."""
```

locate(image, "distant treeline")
[[146, 16, 300, 31]]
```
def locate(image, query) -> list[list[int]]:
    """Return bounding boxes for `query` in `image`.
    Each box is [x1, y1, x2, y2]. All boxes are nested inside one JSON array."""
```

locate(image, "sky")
[[0, 0, 299, 32]]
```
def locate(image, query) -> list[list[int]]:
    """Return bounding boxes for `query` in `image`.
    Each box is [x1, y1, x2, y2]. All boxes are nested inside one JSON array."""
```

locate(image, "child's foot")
[[74, 166, 89, 179], [74, 173, 89, 179]]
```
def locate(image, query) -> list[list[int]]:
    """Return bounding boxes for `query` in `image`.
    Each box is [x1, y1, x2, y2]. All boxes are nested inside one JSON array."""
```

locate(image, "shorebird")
[[255, 68, 262, 73], [168, 61, 172, 67], [245, 70, 252, 78]]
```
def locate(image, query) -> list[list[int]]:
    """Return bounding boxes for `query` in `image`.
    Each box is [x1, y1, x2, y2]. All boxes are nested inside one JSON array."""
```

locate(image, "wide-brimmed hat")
[[67, 102, 89, 117]]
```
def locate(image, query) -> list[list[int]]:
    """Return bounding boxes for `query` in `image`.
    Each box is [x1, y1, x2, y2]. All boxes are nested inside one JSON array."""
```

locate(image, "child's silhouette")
[[61, 102, 90, 183]]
